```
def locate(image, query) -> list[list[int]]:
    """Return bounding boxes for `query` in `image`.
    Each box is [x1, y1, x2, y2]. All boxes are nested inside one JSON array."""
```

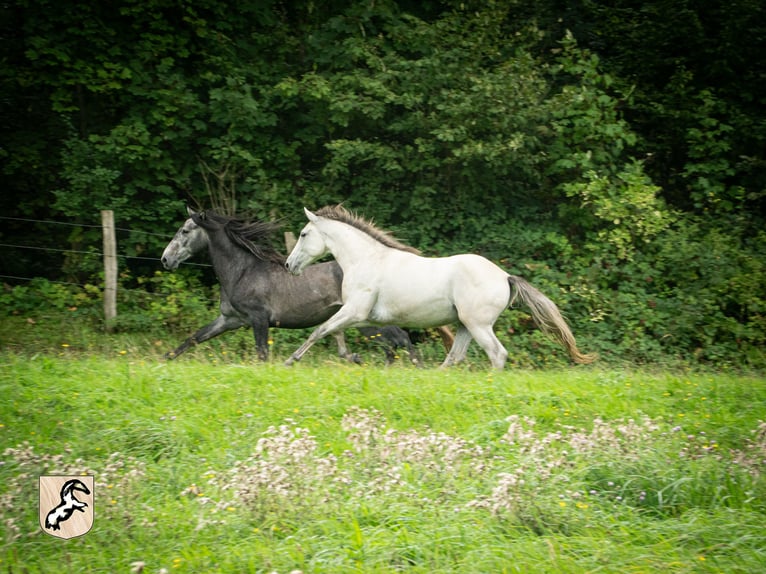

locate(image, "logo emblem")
[[39, 476, 94, 539]]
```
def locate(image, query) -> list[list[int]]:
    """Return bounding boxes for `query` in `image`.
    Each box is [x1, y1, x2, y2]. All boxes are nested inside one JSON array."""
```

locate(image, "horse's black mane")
[[315, 205, 421, 255], [203, 210, 286, 264]]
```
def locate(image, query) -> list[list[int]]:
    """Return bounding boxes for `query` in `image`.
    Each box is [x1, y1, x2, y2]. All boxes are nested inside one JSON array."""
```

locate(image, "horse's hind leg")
[[377, 326, 419, 366], [391, 328, 422, 367], [439, 325, 473, 368], [405, 339, 422, 367], [396, 331, 422, 367], [164, 314, 244, 360], [435, 325, 455, 351], [250, 315, 271, 361], [331, 332, 362, 364], [463, 322, 508, 370]]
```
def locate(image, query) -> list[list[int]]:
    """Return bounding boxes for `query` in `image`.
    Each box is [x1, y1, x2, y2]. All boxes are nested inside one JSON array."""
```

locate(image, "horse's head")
[[161, 208, 209, 270], [285, 208, 330, 275]]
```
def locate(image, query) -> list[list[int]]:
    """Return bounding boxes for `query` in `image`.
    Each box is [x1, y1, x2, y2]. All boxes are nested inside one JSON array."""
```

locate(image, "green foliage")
[[268, 3, 553, 251], [648, 220, 766, 365], [53, 136, 123, 214], [550, 0, 766, 220], [112, 270, 217, 333], [0, 272, 217, 339], [0, 278, 100, 316], [2, 0, 764, 368], [681, 89, 747, 213], [547, 34, 673, 260]]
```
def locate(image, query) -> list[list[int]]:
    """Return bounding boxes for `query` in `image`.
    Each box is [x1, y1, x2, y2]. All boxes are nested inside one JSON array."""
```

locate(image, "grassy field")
[[2, 345, 765, 573]]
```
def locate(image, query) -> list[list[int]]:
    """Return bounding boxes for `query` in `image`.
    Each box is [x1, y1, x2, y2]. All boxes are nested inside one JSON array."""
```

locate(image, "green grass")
[[2, 347, 765, 573]]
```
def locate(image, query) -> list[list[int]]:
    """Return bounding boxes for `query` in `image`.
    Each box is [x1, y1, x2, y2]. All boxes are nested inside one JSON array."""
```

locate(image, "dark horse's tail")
[[508, 275, 597, 364]]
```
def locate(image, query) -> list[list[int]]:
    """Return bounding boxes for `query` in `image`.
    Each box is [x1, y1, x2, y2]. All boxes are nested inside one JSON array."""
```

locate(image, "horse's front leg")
[[285, 304, 369, 366], [165, 314, 244, 360]]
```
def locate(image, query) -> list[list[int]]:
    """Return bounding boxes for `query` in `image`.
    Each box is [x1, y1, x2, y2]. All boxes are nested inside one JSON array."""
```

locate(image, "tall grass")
[[1, 349, 764, 573]]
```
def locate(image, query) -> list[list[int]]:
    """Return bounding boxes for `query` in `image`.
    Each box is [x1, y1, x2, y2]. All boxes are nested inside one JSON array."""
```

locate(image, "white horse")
[[285, 205, 596, 369]]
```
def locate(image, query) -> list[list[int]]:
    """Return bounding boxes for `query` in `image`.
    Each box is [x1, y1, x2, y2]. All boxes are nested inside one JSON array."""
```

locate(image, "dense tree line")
[[1, 0, 764, 367]]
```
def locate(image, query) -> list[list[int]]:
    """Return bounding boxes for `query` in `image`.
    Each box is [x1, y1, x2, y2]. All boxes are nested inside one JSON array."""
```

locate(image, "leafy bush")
[[0, 271, 217, 338], [112, 270, 217, 334], [0, 278, 101, 317]]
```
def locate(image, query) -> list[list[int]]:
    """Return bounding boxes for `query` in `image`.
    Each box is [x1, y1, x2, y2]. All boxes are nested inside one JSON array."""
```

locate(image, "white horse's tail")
[[508, 275, 597, 364]]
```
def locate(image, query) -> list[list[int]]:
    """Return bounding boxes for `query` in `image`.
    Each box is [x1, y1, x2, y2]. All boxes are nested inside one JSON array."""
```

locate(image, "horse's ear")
[[186, 205, 196, 217], [190, 210, 206, 225], [304, 207, 318, 222]]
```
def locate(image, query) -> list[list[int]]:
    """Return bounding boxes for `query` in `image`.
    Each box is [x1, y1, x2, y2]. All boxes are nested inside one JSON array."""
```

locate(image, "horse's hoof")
[[284, 357, 295, 367]]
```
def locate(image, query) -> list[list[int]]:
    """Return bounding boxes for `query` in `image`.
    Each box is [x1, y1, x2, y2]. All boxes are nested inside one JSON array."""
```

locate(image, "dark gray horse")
[[160, 208, 423, 364]]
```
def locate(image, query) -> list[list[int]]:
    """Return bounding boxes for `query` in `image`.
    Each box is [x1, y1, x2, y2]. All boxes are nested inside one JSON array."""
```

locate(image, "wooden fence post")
[[101, 210, 117, 331], [284, 231, 297, 254]]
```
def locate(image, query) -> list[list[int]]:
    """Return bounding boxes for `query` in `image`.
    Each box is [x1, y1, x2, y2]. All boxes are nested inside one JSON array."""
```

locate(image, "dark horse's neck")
[[205, 227, 282, 289]]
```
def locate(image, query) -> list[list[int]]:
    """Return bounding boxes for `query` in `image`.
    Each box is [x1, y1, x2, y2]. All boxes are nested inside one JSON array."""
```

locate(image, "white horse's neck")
[[319, 219, 388, 272]]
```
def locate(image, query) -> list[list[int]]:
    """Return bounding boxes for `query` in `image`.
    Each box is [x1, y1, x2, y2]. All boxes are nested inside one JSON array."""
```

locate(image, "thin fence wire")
[[1, 215, 217, 303], [0, 215, 174, 238], [0, 242, 98, 256], [0, 216, 102, 229], [0, 242, 212, 267]]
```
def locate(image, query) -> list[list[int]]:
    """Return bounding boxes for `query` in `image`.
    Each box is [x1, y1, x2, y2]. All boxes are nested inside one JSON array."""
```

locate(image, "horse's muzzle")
[[161, 256, 177, 270], [284, 261, 302, 275]]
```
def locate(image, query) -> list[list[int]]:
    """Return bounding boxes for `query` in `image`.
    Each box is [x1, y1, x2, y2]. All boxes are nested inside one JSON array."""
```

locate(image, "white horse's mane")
[[315, 205, 421, 255]]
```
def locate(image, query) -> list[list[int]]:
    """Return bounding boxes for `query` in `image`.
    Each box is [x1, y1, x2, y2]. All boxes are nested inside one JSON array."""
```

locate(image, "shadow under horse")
[[161, 208, 453, 365]]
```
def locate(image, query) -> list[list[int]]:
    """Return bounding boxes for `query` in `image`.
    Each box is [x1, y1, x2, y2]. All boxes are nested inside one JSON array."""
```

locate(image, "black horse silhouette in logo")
[[44, 479, 91, 531]]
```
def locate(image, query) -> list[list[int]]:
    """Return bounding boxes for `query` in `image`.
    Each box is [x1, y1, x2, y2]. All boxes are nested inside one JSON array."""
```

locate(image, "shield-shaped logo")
[[39, 475, 94, 539]]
